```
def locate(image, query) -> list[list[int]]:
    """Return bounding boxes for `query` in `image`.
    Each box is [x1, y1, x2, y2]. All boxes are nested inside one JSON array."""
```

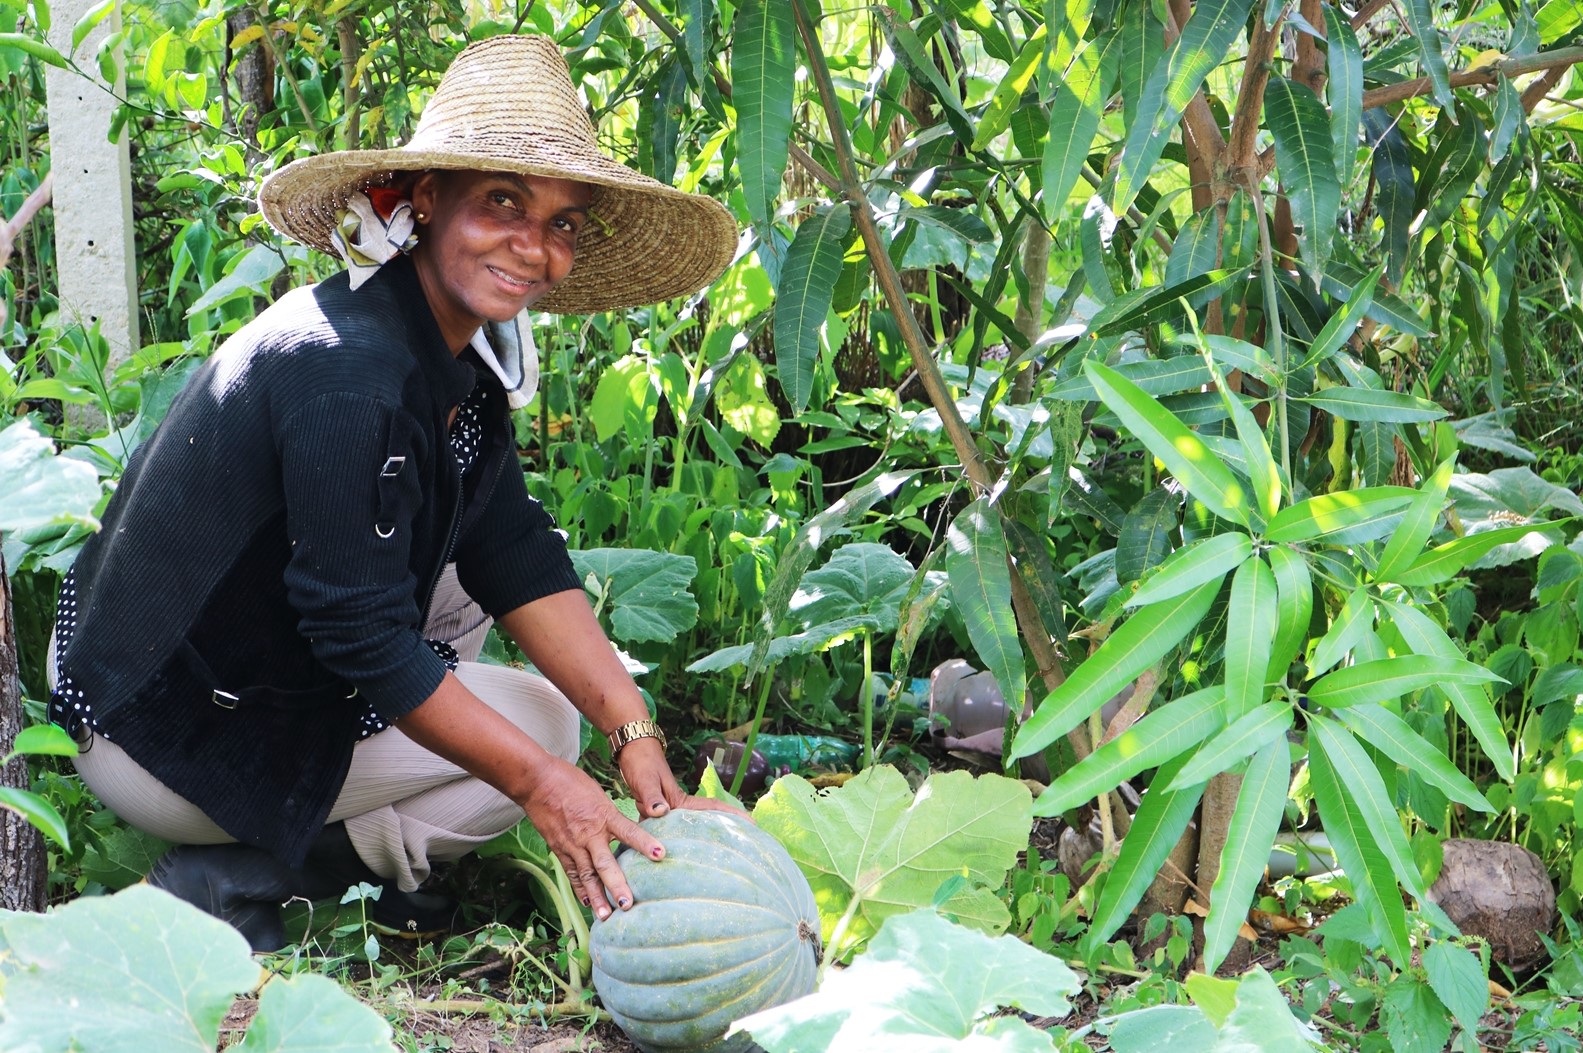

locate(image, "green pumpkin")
[[589, 810, 822, 1053]]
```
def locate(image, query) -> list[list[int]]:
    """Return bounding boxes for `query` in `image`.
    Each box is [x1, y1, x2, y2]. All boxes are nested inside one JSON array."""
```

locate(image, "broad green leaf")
[[1086, 360, 1249, 525], [753, 767, 1032, 958], [1084, 754, 1205, 950], [1375, 456, 1455, 581], [1265, 76, 1341, 283], [747, 471, 921, 681], [0, 787, 70, 848], [1203, 738, 1290, 972], [1111, 0, 1256, 211], [78, 825, 169, 891], [1215, 968, 1326, 1049], [1116, 486, 1179, 584], [1308, 655, 1504, 709], [0, 887, 272, 1052], [1383, 600, 1513, 780], [693, 761, 749, 814], [1106, 1006, 1217, 1052], [975, 23, 1047, 150], [1127, 532, 1252, 607], [1298, 387, 1448, 423], [1164, 210, 1220, 290], [1297, 265, 1381, 371], [1224, 558, 1277, 719], [571, 548, 698, 644], [791, 541, 915, 630], [715, 352, 781, 447], [1423, 940, 1488, 1034], [1392, 520, 1576, 586], [732, 0, 795, 233], [589, 353, 658, 443], [1310, 588, 1376, 678], [946, 500, 1025, 711], [1266, 545, 1314, 684], [1333, 705, 1492, 813], [1013, 579, 1222, 759], [1308, 723, 1411, 963], [0, 419, 102, 535], [1034, 687, 1224, 816], [1310, 717, 1425, 899], [774, 205, 851, 412], [1167, 701, 1293, 790], [1324, 3, 1363, 187], [1402, 0, 1453, 107], [232, 973, 395, 1052], [6, 722, 78, 760], [733, 911, 1081, 1052], [687, 615, 887, 673], [185, 243, 287, 317], [1265, 486, 1416, 543]]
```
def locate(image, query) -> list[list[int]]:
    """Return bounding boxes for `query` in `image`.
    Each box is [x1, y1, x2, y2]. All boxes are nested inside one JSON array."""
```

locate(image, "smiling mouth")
[[488, 266, 538, 290]]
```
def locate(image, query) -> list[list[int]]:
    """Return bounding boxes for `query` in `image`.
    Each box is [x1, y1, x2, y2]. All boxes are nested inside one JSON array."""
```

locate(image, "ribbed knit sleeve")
[[453, 463, 581, 618], [277, 390, 448, 720]]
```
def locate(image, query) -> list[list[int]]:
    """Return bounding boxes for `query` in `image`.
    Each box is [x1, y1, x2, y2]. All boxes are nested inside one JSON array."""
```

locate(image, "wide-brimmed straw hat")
[[259, 34, 738, 314]]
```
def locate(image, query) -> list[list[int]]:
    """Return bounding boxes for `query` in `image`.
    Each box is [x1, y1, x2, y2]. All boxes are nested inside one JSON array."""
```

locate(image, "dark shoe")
[[304, 822, 459, 936], [146, 843, 298, 951]]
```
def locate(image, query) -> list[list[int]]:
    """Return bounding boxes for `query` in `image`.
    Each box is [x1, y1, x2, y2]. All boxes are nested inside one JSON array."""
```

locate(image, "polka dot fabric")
[[51, 385, 491, 743]]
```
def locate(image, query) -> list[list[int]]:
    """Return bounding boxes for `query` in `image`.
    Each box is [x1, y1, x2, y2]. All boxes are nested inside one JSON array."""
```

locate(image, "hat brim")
[[259, 149, 739, 314]]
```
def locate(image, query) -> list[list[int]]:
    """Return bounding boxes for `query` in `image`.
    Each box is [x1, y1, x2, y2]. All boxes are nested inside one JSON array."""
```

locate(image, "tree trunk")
[[1011, 221, 1052, 405], [228, 8, 274, 160], [0, 551, 48, 912]]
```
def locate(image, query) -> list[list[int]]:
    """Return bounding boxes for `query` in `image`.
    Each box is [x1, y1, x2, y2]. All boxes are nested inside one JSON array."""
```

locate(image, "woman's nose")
[[510, 222, 550, 263]]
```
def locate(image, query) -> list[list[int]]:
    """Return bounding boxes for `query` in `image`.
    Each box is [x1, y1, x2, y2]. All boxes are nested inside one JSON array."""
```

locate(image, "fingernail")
[[651, 846, 663, 859], [618, 896, 631, 909], [596, 907, 610, 920], [581, 896, 591, 907], [651, 801, 666, 812]]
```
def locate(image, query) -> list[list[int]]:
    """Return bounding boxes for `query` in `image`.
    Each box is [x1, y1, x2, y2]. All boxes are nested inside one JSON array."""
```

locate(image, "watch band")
[[607, 719, 667, 757]]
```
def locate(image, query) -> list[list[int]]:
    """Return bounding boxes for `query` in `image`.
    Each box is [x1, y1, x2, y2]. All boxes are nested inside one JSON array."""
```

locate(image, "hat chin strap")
[[469, 311, 539, 409]]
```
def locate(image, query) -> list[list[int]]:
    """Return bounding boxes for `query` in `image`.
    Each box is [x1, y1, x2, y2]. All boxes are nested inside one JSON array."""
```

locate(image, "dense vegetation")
[[5, 0, 1583, 1049]]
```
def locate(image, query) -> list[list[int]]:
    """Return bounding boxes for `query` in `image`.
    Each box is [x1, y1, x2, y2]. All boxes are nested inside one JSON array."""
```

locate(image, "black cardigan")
[[56, 256, 581, 864]]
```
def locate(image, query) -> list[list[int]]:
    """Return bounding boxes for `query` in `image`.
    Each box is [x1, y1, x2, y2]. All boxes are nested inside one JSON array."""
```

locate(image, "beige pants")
[[56, 567, 579, 892]]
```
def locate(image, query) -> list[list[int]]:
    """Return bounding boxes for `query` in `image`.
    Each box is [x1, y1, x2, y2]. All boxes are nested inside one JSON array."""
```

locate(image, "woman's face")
[[410, 170, 593, 350]]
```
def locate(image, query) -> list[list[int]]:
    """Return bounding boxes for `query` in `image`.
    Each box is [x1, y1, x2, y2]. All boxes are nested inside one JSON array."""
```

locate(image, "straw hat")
[[259, 34, 738, 314]]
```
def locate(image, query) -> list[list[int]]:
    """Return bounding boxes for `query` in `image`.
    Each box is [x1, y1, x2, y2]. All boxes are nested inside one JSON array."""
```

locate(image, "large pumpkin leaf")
[[0, 886, 391, 1052], [774, 205, 852, 413], [790, 541, 915, 630], [732, 0, 795, 235], [572, 548, 699, 644], [733, 910, 1079, 1053], [753, 766, 1032, 961]]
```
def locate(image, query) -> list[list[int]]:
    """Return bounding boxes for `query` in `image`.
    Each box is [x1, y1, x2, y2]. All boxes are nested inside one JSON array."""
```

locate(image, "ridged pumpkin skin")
[[589, 810, 821, 1053]]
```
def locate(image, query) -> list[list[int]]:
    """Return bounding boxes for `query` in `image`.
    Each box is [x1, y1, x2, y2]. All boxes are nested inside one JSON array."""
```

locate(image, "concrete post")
[[42, 0, 139, 371]]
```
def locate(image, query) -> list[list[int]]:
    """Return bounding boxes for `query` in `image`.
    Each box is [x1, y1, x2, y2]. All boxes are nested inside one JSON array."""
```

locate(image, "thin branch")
[[1522, 61, 1570, 112], [1349, 0, 1393, 30], [1360, 46, 1583, 110], [792, 0, 1068, 701], [336, 17, 361, 150], [1164, 0, 1227, 175], [255, 7, 319, 135], [1292, 0, 1327, 96]]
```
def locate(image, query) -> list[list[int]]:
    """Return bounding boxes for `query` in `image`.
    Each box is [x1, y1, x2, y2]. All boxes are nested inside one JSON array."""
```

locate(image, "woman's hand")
[[514, 753, 663, 920], [616, 736, 748, 820]]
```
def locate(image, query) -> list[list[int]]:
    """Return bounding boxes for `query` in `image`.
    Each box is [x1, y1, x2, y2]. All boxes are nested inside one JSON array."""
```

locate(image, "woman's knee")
[[453, 663, 581, 763]]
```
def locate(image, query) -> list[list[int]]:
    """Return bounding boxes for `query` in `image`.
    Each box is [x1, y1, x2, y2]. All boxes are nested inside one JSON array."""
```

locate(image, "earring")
[[414, 211, 427, 221]]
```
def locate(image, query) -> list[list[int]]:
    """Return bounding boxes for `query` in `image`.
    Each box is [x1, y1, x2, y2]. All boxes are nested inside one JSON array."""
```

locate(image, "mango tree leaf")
[[1265, 76, 1341, 283], [733, 910, 1080, 1053], [1308, 723, 1411, 963], [1165, 211, 1221, 290], [1402, 0, 1453, 107], [1333, 704, 1492, 813], [946, 499, 1024, 712], [774, 205, 851, 413], [1086, 360, 1249, 525], [974, 24, 1047, 150], [1418, 110, 1486, 231], [1310, 588, 1376, 678], [1297, 265, 1381, 372], [1044, 31, 1122, 217], [1265, 546, 1313, 684], [1086, 268, 1250, 340], [1210, 366, 1280, 525], [1167, 701, 1293, 790], [1383, 600, 1513, 780], [753, 767, 1032, 960], [232, 973, 395, 1053], [878, 11, 975, 144], [1203, 737, 1290, 973], [1224, 558, 1277, 719], [1325, 3, 1364, 187], [1375, 457, 1456, 582], [1362, 110, 1416, 285], [0, 888, 252, 1051], [0, 787, 70, 848], [1423, 940, 1488, 1034], [1035, 687, 1224, 816], [1126, 532, 1252, 608], [732, 0, 795, 233], [571, 548, 698, 643], [1012, 579, 1223, 759], [1311, 717, 1425, 899], [0, 419, 102, 535], [1307, 655, 1504, 709], [1298, 387, 1448, 423], [1050, 356, 1213, 402], [1084, 753, 1205, 950], [1265, 486, 1416, 544], [1116, 486, 1179, 584]]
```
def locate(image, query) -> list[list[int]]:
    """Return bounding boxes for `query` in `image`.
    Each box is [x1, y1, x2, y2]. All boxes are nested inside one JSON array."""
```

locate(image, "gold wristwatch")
[[607, 719, 667, 758]]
